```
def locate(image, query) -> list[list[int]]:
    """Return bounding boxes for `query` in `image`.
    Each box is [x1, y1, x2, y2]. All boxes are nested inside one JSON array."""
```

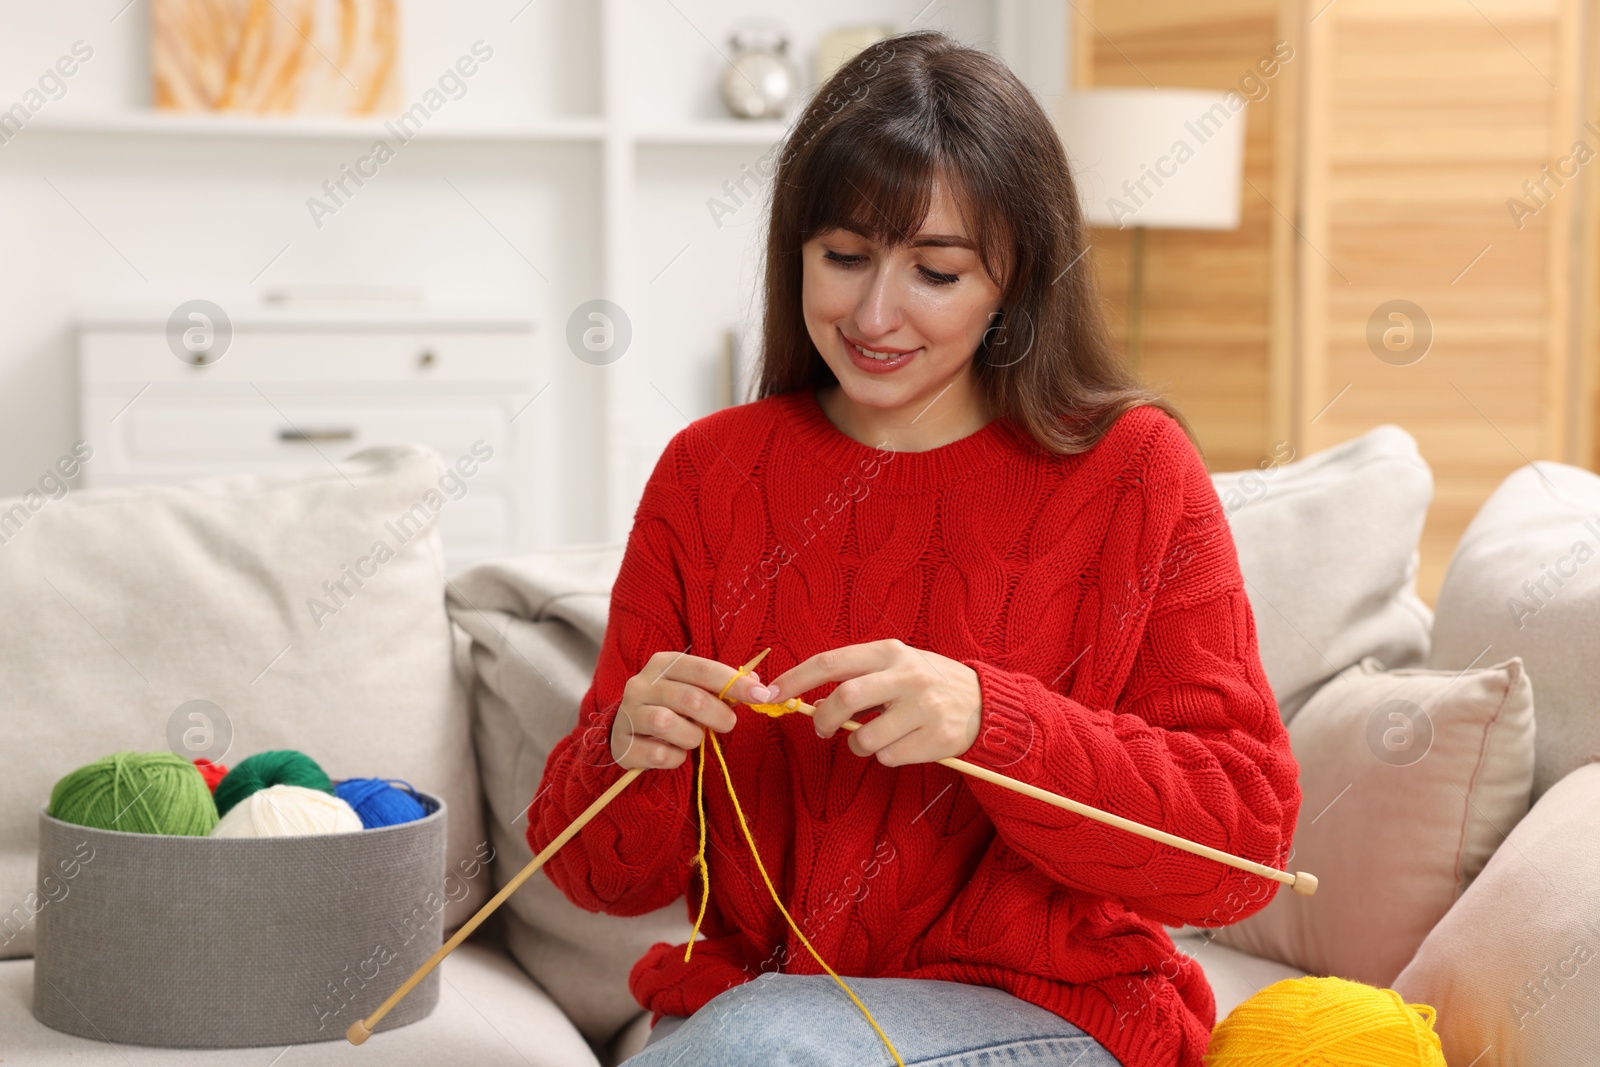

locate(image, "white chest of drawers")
[[78, 309, 547, 573]]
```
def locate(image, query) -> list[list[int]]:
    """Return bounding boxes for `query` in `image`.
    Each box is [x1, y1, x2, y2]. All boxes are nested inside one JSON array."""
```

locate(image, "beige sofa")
[[2, 428, 1596, 1066]]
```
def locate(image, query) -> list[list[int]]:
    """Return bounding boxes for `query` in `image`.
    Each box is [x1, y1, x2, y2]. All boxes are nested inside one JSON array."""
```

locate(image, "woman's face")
[[801, 179, 1004, 418]]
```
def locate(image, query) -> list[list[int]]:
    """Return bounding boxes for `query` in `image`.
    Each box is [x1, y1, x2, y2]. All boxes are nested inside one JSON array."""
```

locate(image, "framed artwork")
[[153, 0, 400, 114]]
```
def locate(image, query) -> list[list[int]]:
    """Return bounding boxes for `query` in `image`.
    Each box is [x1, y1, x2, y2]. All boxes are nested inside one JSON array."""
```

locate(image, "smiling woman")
[[758, 30, 1193, 458], [526, 28, 1301, 1067]]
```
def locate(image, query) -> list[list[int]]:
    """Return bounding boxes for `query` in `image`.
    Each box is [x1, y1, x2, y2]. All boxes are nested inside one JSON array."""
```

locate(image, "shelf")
[[26, 111, 801, 150], [26, 111, 607, 143], [633, 120, 792, 146]]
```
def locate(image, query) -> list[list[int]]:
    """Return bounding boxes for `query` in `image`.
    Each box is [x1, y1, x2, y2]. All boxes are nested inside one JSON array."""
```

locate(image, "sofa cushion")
[[1427, 460, 1600, 801], [1393, 761, 1600, 1065], [1212, 655, 1534, 986], [1167, 931, 1311, 1020], [1210, 425, 1434, 721], [447, 545, 689, 1050], [2, 939, 601, 1067], [0, 445, 487, 960]]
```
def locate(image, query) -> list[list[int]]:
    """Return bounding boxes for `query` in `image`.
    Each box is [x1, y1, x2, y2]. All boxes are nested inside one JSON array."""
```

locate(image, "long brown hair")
[[755, 30, 1197, 458]]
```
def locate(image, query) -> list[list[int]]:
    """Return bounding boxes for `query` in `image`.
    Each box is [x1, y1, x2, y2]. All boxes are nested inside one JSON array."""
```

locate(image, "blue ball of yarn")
[[333, 778, 430, 829]]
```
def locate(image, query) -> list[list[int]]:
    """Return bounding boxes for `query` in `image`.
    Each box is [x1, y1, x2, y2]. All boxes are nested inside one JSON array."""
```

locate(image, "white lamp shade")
[[1054, 88, 1247, 230]]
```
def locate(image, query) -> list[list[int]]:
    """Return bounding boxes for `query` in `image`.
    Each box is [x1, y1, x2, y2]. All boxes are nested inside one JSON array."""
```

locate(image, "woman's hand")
[[611, 652, 776, 770], [764, 639, 983, 767]]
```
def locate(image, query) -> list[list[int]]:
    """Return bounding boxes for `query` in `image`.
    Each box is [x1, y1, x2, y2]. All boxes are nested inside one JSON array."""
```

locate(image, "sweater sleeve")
[[956, 422, 1302, 929], [524, 432, 702, 917]]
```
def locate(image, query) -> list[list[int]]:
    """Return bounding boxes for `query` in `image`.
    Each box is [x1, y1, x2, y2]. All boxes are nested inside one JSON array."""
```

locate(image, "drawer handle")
[[279, 428, 356, 442]]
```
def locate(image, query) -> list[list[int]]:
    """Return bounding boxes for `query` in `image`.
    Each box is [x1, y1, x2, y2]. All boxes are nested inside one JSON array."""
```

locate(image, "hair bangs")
[[798, 124, 938, 248], [795, 123, 1013, 293]]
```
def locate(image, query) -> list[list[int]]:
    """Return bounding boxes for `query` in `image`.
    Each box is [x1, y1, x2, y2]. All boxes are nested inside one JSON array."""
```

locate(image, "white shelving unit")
[[21, 0, 1063, 547]]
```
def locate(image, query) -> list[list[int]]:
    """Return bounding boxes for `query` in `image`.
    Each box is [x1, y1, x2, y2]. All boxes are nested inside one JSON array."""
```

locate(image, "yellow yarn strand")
[[685, 663, 804, 955], [706, 726, 905, 1066], [685, 725, 711, 962], [673, 655, 905, 1067]]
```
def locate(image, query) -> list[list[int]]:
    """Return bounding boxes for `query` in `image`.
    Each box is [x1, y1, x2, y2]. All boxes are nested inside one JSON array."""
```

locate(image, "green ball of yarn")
[[49, 752, 218, 836], [213, 750, 333, 819]]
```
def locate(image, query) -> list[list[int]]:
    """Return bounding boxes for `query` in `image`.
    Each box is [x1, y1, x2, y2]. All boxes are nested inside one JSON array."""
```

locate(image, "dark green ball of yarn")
[[49, 752, 218, 835], [213, 750, 334, 818]]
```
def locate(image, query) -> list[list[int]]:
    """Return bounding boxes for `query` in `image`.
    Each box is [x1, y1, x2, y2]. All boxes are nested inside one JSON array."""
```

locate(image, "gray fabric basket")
[[31, 793, 447, 1047]]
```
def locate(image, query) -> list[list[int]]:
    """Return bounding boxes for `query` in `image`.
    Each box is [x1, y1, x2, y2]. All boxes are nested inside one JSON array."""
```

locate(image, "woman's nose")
[[855, 263, 904, 337]]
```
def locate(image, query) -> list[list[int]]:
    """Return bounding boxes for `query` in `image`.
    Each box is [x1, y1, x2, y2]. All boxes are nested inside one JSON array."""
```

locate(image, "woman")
[[527, 30, 1301, 1067]]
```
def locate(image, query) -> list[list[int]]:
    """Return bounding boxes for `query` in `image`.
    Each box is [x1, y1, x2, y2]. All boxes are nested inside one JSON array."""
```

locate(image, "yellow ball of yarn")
[[1204, 976, 1445, 1066]]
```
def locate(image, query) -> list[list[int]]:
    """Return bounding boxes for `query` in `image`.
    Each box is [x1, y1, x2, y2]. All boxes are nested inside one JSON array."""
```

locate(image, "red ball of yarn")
[[192, 758, 228, 793]]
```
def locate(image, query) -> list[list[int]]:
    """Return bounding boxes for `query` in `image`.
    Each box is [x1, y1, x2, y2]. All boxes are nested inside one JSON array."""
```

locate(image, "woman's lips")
[[841, 329, 919, 373]]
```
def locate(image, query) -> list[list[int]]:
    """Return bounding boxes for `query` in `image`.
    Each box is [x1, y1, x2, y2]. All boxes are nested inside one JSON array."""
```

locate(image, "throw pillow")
[[0, 445, 487, 960], [1212, 655, 1534, 986], [1427, 460, 1600, 801], [447, 545, 694, 1049], [1393, 761, 1600, 1064], [1210, 425, 1433, 722]]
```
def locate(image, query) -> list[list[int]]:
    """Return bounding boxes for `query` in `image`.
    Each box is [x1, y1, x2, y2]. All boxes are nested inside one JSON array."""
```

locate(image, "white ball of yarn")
[[211, 784, 364, 837]]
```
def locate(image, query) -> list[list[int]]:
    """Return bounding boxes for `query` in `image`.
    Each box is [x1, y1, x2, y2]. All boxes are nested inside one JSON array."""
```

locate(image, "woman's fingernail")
[[749, 684, 775, 702]]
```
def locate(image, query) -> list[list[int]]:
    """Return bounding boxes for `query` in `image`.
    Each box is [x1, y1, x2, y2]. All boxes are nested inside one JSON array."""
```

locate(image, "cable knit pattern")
[[527, 388, 1301, 1067]]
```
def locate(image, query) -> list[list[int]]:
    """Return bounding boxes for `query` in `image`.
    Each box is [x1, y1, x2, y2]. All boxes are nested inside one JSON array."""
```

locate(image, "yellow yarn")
[[744, 699, 802, 717], [1204, 976, 1446, 1067], [677, 658, 905, 1066]]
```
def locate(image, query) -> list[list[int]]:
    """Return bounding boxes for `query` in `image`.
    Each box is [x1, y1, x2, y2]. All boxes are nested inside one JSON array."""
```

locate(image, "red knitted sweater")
[[527, 387, 1301, 1067]]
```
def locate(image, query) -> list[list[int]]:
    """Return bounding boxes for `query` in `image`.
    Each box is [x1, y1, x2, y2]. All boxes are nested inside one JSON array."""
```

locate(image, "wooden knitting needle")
[[766, 694, 1317, 897], [346, 762, 643, 1044], [347, 647, 770, 1043]]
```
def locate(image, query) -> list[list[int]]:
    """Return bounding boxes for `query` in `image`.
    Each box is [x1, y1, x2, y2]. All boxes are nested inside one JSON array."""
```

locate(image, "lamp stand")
[[1127, 225, 1146, 375]]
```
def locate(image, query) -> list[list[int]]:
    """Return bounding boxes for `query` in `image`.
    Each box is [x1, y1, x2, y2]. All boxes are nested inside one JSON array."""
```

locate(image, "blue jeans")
[[621, 973, 1125, 1066]]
